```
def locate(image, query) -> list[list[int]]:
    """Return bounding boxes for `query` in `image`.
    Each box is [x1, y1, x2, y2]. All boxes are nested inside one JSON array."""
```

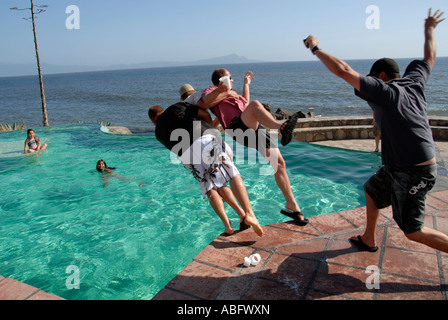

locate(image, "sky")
[[1, 0, 447, 72]]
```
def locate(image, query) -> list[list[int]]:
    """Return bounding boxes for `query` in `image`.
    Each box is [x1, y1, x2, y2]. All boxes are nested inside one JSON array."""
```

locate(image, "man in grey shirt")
[[304, 9, 447, 253]]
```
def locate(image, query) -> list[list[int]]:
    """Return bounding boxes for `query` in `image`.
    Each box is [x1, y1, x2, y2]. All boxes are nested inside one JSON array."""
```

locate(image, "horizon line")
[[1, 56, 448, 79]]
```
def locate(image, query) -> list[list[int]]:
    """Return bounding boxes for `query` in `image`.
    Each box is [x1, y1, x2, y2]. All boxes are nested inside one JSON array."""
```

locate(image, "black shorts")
[[228, 116, 277, 153], [364, 164, 437, 234]]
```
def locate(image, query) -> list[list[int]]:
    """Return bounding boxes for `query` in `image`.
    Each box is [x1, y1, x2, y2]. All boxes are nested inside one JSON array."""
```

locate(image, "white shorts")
[[179, 134, 240, 198]]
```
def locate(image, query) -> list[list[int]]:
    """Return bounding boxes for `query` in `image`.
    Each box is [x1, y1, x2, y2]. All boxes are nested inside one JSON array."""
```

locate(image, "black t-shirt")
[[155, 102, 214, 156], [355, 60, 435, 167]]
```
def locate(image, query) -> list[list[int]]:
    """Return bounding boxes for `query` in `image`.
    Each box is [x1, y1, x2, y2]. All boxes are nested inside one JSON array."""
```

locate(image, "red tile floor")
[[0, 276, 63, 300], [153, 190, 448, 300]]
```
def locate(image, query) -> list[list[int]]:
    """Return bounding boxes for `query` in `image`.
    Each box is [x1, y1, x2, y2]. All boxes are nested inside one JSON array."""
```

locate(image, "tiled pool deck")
[[0, 276, 63, 300], [1, 140, 448, 300]]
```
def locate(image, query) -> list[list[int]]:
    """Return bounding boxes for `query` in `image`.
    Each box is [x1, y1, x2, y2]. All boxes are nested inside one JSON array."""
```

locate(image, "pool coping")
[[0, 276, 64, 300]]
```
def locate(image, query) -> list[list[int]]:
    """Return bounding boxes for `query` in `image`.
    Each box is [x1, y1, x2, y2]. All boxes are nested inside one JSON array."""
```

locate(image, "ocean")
[[1, 57, 447, 131]]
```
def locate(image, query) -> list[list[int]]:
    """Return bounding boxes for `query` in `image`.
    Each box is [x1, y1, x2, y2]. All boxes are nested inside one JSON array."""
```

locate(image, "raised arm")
[[242, 71, 254, 104], [304, 35, 361, 91], [424, 8, 445, 71]]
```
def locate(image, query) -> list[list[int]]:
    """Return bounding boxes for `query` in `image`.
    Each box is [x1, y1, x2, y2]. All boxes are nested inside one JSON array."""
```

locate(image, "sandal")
[[280, 208, 309, 226], [240, 218, 251, 231], [280, 113, 299, 146], [349, 235, 379, 253]]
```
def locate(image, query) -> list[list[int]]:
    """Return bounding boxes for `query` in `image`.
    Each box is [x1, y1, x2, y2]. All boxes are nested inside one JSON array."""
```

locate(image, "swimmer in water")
[[24, 129, 47, 153], [96, 160, 144, 188]]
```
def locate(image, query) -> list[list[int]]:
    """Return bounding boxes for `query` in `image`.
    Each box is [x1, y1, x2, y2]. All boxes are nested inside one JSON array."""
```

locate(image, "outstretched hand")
[[426, 8, 445, 29], [424, 8, 445, 70], [244, 71, 254, 86]]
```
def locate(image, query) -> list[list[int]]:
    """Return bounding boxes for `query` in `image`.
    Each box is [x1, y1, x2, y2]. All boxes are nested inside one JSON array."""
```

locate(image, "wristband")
[[311, 46, 320, 54]]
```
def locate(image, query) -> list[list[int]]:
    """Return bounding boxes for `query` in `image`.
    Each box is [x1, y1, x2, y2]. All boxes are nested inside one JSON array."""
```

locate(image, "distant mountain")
[[181, 54, 263, 66], [106, 54, 263, 71], [0, 54, 263, 77]]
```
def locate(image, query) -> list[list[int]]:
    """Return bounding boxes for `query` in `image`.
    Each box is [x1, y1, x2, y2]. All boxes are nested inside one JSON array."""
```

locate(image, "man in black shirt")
[[304, 9, 447, 253], [149, 102, 263, 237]]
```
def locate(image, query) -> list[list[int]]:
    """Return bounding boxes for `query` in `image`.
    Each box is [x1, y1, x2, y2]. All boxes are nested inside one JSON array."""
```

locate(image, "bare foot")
[[244, 214, 263, 237]]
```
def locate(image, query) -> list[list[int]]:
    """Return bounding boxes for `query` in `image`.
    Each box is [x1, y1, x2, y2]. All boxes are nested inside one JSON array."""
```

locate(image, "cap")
[[368, 58, 400, 78], [179, 84, 195, 98]]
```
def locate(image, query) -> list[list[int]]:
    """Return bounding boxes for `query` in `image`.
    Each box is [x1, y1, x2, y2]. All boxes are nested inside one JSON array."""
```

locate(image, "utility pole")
[[11, 0, 50, 127]]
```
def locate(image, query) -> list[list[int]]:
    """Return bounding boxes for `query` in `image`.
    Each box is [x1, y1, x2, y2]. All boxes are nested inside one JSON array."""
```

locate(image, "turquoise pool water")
[[0, 124, 381, 300]]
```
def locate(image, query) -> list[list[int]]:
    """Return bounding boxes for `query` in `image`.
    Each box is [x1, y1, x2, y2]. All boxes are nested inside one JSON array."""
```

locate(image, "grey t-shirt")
[[355, 60, 435, 167]]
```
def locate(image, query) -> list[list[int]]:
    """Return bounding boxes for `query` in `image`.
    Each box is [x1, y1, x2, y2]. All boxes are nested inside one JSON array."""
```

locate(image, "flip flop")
[[280, 208, 309, 226], [280, 113, 299, 146], [349, 235, 379, 253]]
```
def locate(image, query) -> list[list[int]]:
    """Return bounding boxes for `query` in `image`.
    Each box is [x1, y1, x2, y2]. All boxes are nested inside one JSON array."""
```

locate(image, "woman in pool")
[[96, 160, 144, 188], [96, 159, 116, 174], [24, 129, 47, 153]]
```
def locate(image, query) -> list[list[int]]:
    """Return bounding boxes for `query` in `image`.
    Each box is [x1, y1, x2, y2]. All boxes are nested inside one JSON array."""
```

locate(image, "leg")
[[373, 124, 380, 152], [350, 191, 381, 248], [374, 136, 380, 152], [207, 188, 234, 235], [405, 227, 448, 253], [229, 175, 263, 236], [240, 100, 283, 130], [181, 137, 235, 235], [39, 144, 48, 151], [240, 100, 299, 146], [217, 185, 246, 223], [397, 164, 442, 251], [351, 167, 392, 250], [263, 147, 304, 221]]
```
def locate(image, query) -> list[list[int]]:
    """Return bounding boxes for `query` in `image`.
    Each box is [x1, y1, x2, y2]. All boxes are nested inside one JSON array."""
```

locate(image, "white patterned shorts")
[[179, 134, 240, 198]]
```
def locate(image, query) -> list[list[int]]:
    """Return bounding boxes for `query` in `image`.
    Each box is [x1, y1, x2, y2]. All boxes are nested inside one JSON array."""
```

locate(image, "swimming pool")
[[0, 124, 381, 299]]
